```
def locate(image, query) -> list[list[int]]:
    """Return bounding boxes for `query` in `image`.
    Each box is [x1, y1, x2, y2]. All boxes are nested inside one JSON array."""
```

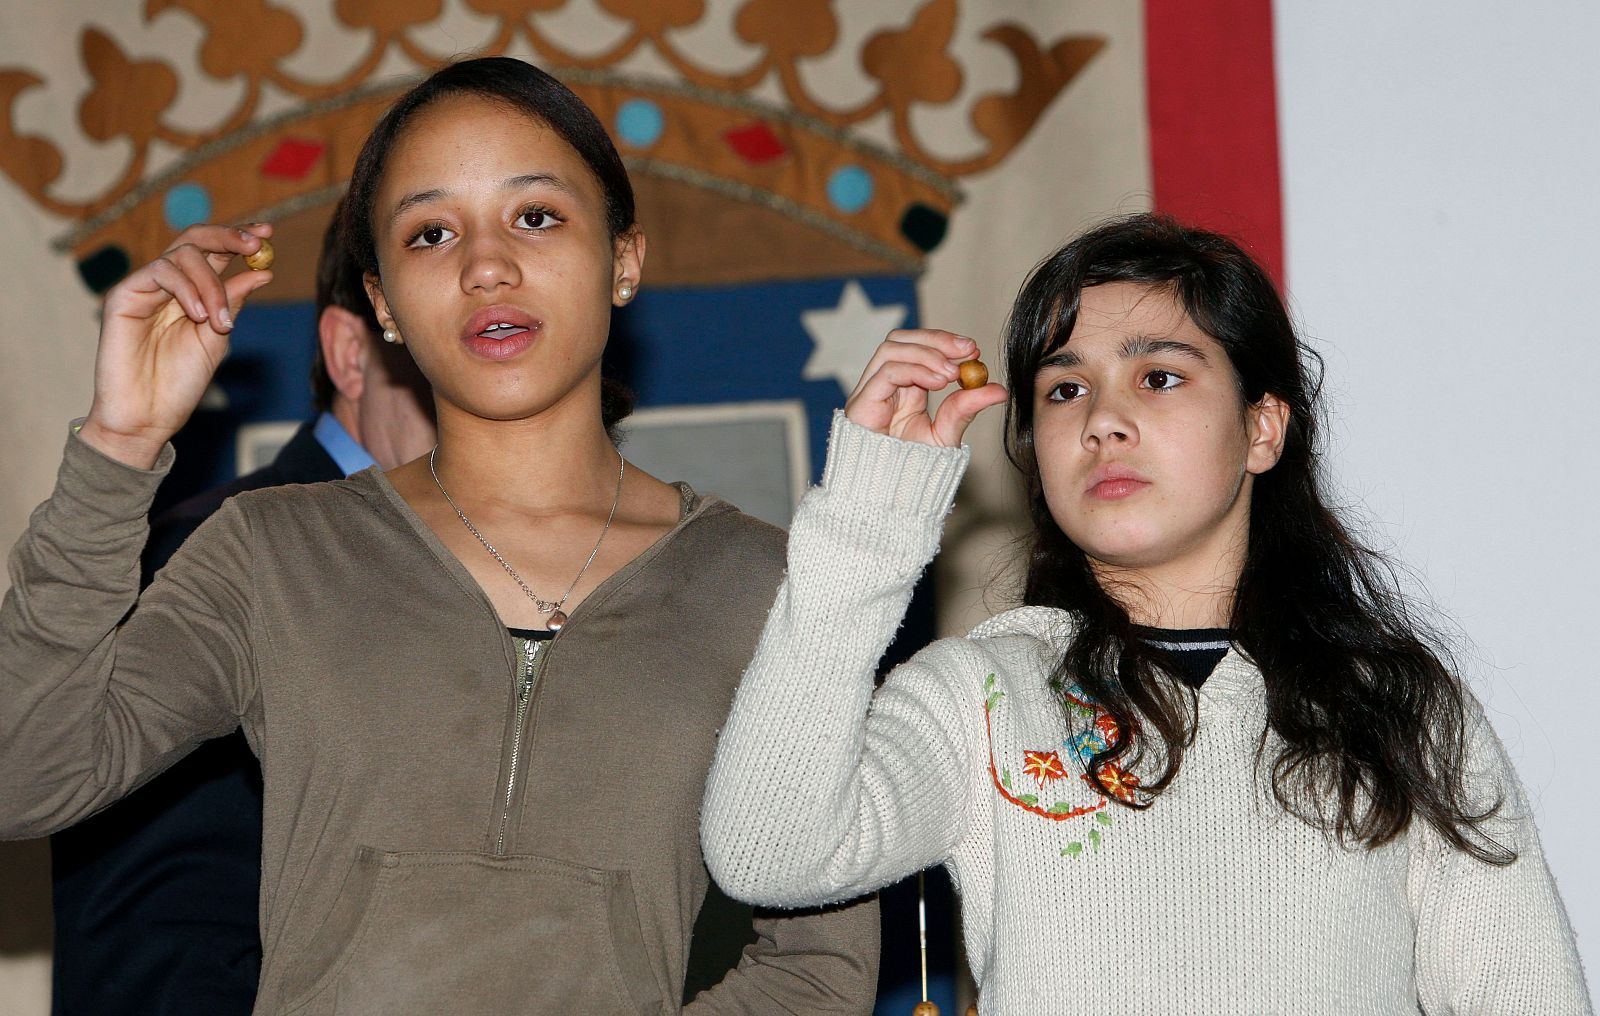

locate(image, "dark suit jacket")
[[50, 421, 339, 1016]]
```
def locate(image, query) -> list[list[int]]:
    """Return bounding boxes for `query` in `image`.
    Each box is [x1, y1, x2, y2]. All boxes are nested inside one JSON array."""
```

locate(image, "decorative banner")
[[0, 0, 1106, 509], [3, 1, 1100, 288]]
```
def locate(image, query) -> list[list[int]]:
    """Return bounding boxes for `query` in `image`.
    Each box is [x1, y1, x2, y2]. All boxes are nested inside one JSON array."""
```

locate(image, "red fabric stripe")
[[1143, 0, 1285, 287]]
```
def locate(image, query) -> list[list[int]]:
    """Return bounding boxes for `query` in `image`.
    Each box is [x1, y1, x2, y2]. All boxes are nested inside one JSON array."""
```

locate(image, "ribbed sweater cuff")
[[819, 410, 970, 519], [55, 419, 175, 526]]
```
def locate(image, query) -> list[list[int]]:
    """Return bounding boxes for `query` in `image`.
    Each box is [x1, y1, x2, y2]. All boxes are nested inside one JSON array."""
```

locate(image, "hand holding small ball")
[[78, 222, 274, 470], [244, 238, 275, 272], [843, 329, 1004, 449]]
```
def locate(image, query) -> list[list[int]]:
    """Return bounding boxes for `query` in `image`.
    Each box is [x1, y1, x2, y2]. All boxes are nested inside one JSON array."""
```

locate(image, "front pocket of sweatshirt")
[[279, 847, 664, 1016]]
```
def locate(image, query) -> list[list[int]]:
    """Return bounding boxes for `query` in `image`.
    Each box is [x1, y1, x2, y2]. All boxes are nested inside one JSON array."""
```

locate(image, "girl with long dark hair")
[[702, 214, 1589, 1012], [0, 57, 877, 1015]]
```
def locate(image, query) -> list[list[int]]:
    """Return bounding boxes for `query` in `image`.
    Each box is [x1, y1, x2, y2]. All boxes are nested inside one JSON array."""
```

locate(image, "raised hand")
[[78, 224, 276, 469], [843, 328, 1007, 448]]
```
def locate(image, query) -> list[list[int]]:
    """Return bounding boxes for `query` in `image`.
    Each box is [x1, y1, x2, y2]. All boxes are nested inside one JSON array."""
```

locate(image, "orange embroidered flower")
[[1095, 762, 1141, 803], [1022, 749, 1066, 787], [1094, 713, 1121, 742]]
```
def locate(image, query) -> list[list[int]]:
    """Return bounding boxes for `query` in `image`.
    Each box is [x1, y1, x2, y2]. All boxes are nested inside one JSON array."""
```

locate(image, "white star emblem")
[[800, 280, 908, 394]]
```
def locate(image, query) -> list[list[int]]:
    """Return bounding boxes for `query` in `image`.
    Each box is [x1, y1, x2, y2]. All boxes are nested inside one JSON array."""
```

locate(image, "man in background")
[[48, 207, 435, 1016]]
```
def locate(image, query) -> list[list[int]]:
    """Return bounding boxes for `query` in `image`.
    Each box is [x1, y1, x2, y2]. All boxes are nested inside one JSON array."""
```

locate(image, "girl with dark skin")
[[6, 57, 877, 1015]]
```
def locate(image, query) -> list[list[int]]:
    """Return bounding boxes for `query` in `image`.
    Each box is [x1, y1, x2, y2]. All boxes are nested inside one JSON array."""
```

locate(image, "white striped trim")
[[1146, 639, 1232, 652]]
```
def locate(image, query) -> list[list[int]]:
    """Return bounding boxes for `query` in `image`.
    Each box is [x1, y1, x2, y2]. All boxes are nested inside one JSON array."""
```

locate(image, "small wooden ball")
[[911, 1003, 940, 1016], [244, 238, 275, 272], [957, 359, 988, 390]]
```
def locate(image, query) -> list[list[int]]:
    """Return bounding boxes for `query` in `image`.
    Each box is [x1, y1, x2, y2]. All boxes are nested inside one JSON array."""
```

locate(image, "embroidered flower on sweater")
[[1065, 730, 1106, 763], [1022, 749, 1066, 787], [1095, 713, 1121, 741], [1091, 762, 1141, 804], [983, 674, 1113, 854]]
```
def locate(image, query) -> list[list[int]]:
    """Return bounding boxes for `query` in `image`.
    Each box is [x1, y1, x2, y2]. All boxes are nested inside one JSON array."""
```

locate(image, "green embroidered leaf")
[[1046, 802, 1075, 815], [985, 692, 1005, 711], [983, 673, 996, 692], [1095, 811, 1113, 826], [1071, 703, 1096, 717], [1001, 768, 1012, 790], [1018, 794, 1038, 806], [1088, 828, 1102, 849], [1061, 842, 1083, 856]]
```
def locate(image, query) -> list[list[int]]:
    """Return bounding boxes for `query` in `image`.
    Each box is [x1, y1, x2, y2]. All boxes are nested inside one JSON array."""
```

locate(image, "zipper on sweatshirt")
[[495, 634, 550, 856]]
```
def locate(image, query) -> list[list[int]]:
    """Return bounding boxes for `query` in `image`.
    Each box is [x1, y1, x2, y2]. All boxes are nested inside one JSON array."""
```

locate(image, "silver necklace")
[[429, 446, 625, 633]]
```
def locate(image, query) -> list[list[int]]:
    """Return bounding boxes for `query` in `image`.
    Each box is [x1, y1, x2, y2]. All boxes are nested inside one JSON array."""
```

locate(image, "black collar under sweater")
[[1133, 625, 1232, 688]]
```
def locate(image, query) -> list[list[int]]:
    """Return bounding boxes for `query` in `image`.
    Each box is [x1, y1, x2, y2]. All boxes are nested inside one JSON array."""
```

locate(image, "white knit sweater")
[[702, 413, 1591, 1015]]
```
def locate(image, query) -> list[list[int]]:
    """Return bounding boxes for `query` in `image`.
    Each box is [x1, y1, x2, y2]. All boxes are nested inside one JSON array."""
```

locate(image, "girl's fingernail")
[[217, 308, 233, 329]]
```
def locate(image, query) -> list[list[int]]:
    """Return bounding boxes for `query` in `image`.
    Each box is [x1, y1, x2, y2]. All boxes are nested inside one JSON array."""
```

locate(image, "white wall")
[[1275, 0, 1599, 994]]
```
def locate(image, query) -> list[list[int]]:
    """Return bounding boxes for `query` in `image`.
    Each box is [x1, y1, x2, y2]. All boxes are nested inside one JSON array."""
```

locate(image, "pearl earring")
[[382, 327, 400, 344], [617, 284, 634, 302]]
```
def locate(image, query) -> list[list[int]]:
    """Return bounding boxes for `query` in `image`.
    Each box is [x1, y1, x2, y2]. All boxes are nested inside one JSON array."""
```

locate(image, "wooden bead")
[[957, 359, 988, 390], [966, 1007, 978, 1016], [244, 238, 275, 271], [911, 1003, 940, 1016]]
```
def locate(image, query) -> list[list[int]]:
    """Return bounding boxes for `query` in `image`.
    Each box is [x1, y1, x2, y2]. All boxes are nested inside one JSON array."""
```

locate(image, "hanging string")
[[919, 870, 930, 1000], [912, 870, 939, 1015], [913, 871, 981, 1015]]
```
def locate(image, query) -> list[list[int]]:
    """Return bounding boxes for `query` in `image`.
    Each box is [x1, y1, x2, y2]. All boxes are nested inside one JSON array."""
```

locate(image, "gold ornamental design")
[[0, 0, 1104, 290]]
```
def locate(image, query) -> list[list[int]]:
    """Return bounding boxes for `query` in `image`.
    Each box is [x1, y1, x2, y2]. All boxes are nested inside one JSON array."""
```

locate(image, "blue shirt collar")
[[312, 412, 378, 477]]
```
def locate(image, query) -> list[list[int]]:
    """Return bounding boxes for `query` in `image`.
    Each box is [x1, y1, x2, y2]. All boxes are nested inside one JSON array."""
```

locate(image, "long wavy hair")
[[1002, 214, 1510, 863]]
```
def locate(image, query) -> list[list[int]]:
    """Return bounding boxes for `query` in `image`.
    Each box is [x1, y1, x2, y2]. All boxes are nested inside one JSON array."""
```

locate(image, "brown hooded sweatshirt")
[[0, 428, 878, 1015]]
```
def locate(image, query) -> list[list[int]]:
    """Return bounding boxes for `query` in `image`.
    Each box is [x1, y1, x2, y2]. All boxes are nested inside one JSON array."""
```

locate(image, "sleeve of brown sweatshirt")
[[684, 897, 879, 1015], [0, 427, 257, 839]]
